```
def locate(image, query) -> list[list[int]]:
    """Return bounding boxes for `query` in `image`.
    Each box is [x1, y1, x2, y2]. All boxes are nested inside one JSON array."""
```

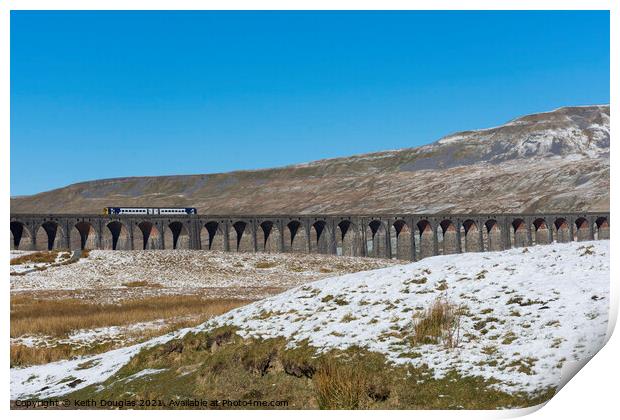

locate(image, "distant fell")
[[11, 105, 609, 214]]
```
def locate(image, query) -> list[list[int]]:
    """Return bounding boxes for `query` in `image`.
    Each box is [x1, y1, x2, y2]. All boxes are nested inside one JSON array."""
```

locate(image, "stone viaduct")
[[10, 212, 610, 261]]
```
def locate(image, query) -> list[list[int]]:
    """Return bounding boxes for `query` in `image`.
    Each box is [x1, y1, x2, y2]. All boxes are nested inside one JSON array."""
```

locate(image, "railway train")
[[103, 207, 197, 215]]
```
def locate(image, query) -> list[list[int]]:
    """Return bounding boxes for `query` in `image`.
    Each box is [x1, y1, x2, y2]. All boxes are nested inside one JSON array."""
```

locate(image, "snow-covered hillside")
[[10, 241, 610, 399]]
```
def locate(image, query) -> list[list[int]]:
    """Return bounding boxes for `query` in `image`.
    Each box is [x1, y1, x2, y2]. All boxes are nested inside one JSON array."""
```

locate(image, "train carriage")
[[104, 207, 197, 215]]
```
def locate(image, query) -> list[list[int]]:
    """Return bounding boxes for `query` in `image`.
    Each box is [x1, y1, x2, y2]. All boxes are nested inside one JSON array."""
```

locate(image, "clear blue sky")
[[11, 11, 609, 196]]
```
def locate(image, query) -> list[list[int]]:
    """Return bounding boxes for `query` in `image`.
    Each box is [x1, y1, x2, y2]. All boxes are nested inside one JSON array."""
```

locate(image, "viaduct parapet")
[[10, 212, 610, 261]]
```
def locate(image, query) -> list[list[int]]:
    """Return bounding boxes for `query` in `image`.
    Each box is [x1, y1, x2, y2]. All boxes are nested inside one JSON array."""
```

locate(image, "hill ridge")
[[11, 104, 610, 214]]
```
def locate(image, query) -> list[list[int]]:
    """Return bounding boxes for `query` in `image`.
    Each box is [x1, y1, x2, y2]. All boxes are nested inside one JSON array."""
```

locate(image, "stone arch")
[[595, 217, 609, 240], [257, 221, 281, 253], [511, 218, 528, 248], [553, 218, 571, 243], [531, 218, 551, 246], [574, 217, 591, 242], [34, 221, 65, 251], [230, 221, 253, 252], [135, 221, 161, 250], [437, 219, 458, 255], [201, 221, 225, 251], [337, 220, 359, 256], [284, 220, 307, 253], [366, 220, 388, 258], [72, 221, 98, 250], [461, 219, 481, 253], [390, 219, 412, 260], [310, 220, 330, 254], [484, 219, 502, 251], [103, 221, 131, 250], [10, 221, 33, 250], [164, 221, 190, 250], [416, 219, 434, 260]]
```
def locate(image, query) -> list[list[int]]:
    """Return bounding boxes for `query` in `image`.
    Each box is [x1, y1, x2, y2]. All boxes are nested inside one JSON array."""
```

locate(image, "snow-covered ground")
[[10, 241, 610, 399], [10, 250, 38, 259], [10, 251, 73, 275], [11, 329, 189, 399], [10, 250, 400, 301], [11, 318, 185, 350]]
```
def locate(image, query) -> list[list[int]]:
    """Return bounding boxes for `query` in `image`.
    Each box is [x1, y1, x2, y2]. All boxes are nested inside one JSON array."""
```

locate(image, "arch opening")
[[390, 220, 412, 260], [438, 219, 458, 255], [416, 220, 434, 259], [284, 221, 308, 253], [257, 221, 281, 253], [135, 222, 161, 250], [103, 221, 130, 250], [461, 220, 481, 253], [554, 218, 571, 243], [531, 218, 550, 246], [511, 219, 528, 248], [310, 221, 330, 254], [10, 221, 33, 250], [230, 221, 253, 252], [337, 220, 358, 256], [366, 220, 388, 258], [484, 219, 502, 251], [574, 218, 591, 242], [595, 217, 609, 240], [201, 222, 225, 251], [34, 222, 65, 251], [164, 221, 190, 250], [72, 221, 97, 250]]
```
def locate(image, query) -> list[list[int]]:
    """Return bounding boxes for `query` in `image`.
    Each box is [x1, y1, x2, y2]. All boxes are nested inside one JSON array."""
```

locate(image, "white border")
[[1, 2, 615, 419]]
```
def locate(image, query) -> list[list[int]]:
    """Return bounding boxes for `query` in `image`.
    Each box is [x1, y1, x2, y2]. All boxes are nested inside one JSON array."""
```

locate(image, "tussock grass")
[[313, 352, 390, 409], [411, 298, 465, 348], [314, 359, 369, 409]]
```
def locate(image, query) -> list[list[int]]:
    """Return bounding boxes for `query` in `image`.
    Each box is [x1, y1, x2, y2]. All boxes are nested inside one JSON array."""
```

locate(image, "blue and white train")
[[103, 207, 197, 215]]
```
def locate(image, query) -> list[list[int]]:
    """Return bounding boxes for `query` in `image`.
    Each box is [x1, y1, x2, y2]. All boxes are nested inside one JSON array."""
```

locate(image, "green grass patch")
[[64, 327, 554, 409]]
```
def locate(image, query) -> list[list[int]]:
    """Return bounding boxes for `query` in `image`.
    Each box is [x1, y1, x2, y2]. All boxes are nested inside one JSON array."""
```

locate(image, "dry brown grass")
[[10, 251, 59, 265], [11, 295, 250, 338], [254, 261, 278, 269], [11, 343, 84, 366], [411, 298, 465, 348], [122, 280, 162, 288], [10, 295, 251, 366], [313, 358, 370, 409]]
